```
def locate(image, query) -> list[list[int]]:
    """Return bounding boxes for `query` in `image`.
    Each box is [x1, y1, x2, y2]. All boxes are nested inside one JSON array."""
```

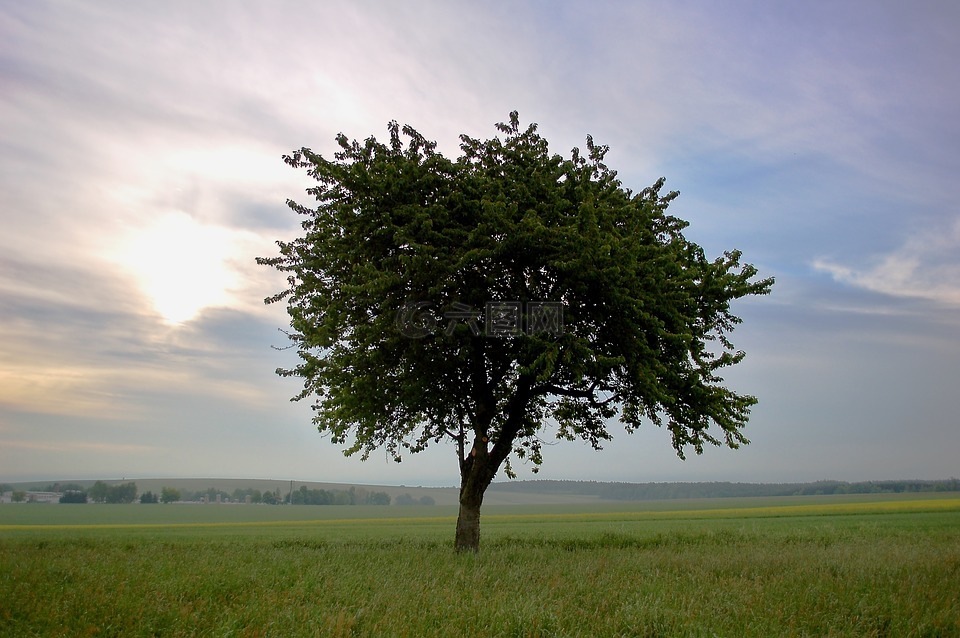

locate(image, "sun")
[[117, 212, 237, 325]]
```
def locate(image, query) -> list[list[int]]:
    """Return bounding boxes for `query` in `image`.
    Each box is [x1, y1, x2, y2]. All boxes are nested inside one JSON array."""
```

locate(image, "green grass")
[[2, 495, 959, 636]]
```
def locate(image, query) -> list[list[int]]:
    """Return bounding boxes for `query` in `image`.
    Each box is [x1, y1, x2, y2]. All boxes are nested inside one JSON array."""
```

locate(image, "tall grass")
[[2, 499, 959, 636]]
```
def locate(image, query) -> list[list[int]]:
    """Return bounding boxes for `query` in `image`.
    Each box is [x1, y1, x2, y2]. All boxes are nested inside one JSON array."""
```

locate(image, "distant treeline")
[[6, 482, 400, 506], [488, 479, 960, 500], [288, 485, 394, 506]]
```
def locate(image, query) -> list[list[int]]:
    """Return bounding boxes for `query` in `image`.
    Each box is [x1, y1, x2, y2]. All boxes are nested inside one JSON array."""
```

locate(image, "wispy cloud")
[[813, 217, 960, 306], [0, 439, 156, 455]]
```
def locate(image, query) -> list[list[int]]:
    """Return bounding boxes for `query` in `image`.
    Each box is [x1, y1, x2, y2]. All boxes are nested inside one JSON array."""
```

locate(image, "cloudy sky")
[[2, 1, 958, 486]]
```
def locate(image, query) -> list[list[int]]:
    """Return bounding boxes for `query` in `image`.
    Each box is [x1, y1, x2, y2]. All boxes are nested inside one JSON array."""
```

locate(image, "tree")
[[105, 482, 137, 504], [88, 481, 109, 503], [366, 491, 391, 506], [140, 491, 159, 504], [259, 112, 774, 552], [88, 481, 138, 504], [59, 491, 88, 504], [161, 487, 181, 504]]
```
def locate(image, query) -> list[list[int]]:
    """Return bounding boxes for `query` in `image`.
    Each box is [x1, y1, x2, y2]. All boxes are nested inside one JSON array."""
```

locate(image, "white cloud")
[[813, 217, 960, 306]]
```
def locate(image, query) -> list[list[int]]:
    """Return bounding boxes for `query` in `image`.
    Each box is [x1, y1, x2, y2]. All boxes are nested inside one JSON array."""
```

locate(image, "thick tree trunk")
[[454, 483, 483, 552], [455, 437, 494, 553], [454, 373, 534, 552]]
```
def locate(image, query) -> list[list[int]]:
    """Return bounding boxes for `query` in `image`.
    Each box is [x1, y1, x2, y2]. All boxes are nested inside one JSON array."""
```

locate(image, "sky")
[[2, 0, 959, 486]]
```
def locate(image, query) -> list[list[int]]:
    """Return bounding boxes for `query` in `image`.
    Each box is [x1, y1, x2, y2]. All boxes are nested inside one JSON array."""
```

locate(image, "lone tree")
[[259, 112, 773, 552]]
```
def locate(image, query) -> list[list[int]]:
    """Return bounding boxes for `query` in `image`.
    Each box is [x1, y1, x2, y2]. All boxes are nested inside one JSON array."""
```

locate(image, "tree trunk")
[[453, 374, 533, 552], [455, 439, 494, 553], [454, 483, 483, 552]]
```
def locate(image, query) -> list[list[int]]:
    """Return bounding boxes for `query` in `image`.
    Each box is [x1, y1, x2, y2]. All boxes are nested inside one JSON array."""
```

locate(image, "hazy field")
[[2, 494, 959, 636]]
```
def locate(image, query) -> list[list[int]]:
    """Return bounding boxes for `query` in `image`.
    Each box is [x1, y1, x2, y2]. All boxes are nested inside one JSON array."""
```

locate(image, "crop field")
[[2, 494, 959, 637]]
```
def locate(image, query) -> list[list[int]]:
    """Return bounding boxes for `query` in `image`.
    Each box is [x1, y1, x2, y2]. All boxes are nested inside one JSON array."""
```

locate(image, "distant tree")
[[140, 491, 159, 504], [260, 113, 772, 551], [160, 487, 181, 504], [419, 495, 436, 506], [11, 490, 27, 503], [104, 482, 137, 504], [59, 491, 88, 504], [88, 480, 143, 503], [366, 491, 391, 506], [88, 481, 109, 503], [262, 489, 281, 505], [291, 485, 311, 505], [332, 490, 353, 505]]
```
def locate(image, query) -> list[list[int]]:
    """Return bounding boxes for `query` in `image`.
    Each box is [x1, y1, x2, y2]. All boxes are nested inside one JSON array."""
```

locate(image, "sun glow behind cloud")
[[121, 212, 230, 324], [112, 211, 245, 325], [95, 141, 298, 327]]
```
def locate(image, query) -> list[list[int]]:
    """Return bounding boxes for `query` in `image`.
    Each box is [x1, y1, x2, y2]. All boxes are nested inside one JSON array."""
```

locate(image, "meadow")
[[2, 493, 959, 637]]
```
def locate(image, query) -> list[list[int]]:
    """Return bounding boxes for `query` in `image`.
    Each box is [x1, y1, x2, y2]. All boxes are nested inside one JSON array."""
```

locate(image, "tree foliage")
[[261, 490, 282, 505], [88, 481, 137, 504], [59, 491, 88, 504], [260, 112, 773, 550]]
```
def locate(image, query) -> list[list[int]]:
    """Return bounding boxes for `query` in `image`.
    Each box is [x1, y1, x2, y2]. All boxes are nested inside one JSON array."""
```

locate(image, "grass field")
[[2, 493, 959, 636]]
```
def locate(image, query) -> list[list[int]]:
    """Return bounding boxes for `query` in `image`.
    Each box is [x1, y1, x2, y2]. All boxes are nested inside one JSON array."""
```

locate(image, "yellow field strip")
[[483, 498, 960, 524], [2, 498, 958, 532]]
